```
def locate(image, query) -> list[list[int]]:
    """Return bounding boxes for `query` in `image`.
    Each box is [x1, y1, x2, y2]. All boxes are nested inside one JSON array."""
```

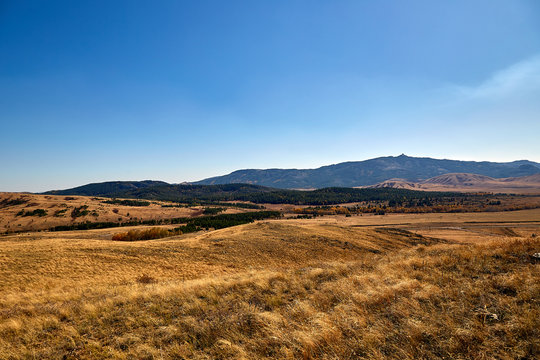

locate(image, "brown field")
[[0, 207, 539, 359], [0, 193, 250, 234]]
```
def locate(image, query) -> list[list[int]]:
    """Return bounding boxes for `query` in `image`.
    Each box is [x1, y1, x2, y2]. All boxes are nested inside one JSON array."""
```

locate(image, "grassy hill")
[[0, 216, 538, 359]]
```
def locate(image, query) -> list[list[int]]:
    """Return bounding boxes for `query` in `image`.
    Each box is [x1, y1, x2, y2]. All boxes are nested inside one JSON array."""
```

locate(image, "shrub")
[[71, 205, 89, 218], [203, 207, 225, 215], [0, 197, 28, 208], [174, 223, 200, 234], [103, 199, 151, 207], [54, 209, 67, 217], [112, 227, 171, 241], [16, 209, 48, 217], [136, 274, 157, 284]]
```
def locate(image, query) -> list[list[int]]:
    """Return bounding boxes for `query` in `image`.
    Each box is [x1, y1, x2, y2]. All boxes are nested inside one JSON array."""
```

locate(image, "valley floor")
[[0, 210, 539, 359]]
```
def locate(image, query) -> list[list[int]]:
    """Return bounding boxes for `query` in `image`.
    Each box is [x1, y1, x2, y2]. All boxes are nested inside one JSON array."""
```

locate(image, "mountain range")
[[40, 155, 540, 198], [195, 154, 540, 189]]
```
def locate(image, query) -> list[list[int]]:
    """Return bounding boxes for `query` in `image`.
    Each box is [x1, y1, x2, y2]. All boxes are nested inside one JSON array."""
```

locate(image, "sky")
[[1, 0, 540, 192]]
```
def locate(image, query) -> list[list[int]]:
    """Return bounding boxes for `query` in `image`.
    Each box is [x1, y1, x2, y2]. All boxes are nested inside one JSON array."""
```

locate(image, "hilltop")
[[45, 180, 168, 196]]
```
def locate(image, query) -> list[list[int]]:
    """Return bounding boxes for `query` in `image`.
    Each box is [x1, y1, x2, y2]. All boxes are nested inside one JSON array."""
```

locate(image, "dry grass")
[[112, 227, 172, 241], [0, 222, 438, 297], [0, 193, 248, 233], [0, 214, 539, 359]]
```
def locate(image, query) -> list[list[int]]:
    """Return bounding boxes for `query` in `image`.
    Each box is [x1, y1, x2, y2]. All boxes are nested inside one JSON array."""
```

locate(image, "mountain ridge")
[[39, 156, 540, 195], [195, 155, 540, 189]]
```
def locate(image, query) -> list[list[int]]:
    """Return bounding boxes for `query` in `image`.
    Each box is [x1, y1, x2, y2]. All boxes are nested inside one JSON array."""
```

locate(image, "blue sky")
[[1, 0, 540, 192]]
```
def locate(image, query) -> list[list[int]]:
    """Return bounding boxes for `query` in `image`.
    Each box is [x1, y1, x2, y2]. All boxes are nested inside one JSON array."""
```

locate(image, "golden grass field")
[[0, 202, 539, 358], [0, 193, 252, 234]]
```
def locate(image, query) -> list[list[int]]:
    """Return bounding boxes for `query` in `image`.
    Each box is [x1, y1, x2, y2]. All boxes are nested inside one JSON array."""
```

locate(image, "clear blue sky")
[[1, 0, 540, 192]]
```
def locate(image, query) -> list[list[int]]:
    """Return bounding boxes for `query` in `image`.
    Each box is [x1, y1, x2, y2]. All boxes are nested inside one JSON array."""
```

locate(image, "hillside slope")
[[423, 173, 497, 186], [370, 173, 540, 194], [0, 192, 202, 233], [40, 183, 469, 206], [0, 218, 537, 359], [45, 180, 169, 196], [195, 155, 540, 188]]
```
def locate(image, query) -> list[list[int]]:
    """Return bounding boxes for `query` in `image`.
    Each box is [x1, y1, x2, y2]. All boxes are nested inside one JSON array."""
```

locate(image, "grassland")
[[0, 193, 257, 234], [3, 191, 540, 235], [0, 207, 539, 359]]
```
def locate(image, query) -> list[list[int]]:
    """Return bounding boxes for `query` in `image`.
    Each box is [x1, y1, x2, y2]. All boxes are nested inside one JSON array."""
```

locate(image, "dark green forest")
[[43, 181, 493, 206], [110, 184, 474, 205], [49, 211, 281, 232], [102, 199, 151, 207]]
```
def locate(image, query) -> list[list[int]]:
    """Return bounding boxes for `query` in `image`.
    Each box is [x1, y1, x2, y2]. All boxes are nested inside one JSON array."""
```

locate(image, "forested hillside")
[[196, 155, 540, 188]]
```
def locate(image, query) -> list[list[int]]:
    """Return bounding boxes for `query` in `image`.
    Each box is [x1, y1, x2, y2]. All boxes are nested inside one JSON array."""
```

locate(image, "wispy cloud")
[[456, 55, 540, 100]]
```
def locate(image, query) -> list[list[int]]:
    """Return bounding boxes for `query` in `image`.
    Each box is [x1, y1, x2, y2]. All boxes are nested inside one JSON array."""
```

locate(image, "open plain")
[[1, 204, 538, 359]]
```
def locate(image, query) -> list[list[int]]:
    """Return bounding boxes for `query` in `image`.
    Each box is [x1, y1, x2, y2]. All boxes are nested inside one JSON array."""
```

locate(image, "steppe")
[[0, 193, 250, 234], [0, 192, 538, 359]]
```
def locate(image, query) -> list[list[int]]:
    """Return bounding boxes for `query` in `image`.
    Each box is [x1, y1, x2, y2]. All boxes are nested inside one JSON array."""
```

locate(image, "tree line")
[[102, 199, 151, 207], [104, 183, 476, 206], [49, 210, 281, 233], [110, 211, 282, 241]]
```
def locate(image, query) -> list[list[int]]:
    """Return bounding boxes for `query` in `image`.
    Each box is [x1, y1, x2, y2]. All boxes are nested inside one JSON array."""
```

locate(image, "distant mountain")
[[41, 156, 540, 197], [195, 155, 540, 189], [369, 173, 540, 194], [422, 173, 497, 186], [44, 180, 169, 196], [501, 174, 540, 184]]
